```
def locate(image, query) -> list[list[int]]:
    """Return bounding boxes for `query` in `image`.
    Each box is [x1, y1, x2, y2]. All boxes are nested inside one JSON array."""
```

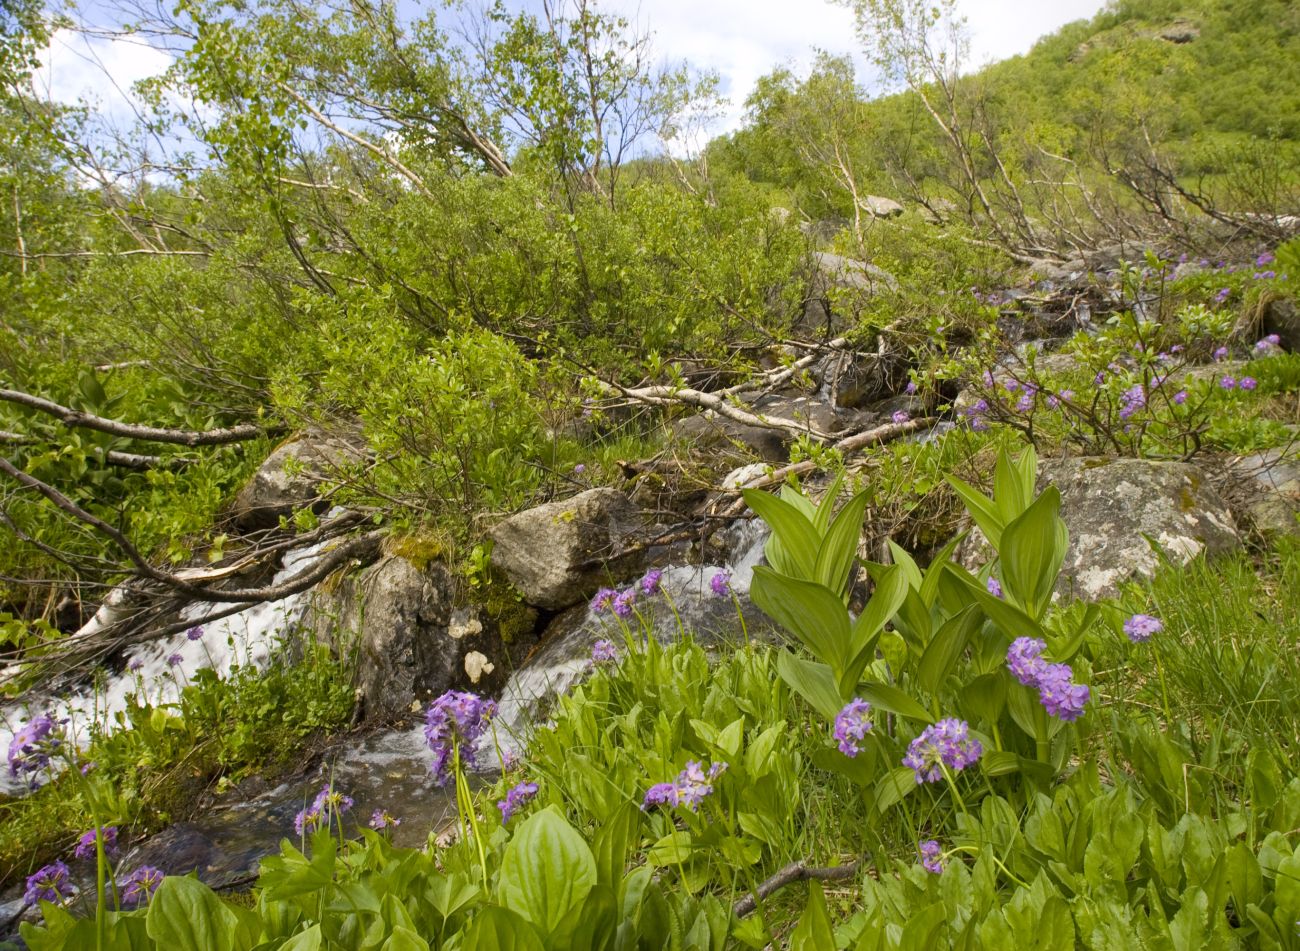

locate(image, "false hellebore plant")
[[745, 448, 1097, 820]]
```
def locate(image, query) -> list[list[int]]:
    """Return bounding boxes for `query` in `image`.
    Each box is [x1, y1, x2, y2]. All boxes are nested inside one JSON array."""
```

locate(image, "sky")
[[34, 0, 1109, 141]]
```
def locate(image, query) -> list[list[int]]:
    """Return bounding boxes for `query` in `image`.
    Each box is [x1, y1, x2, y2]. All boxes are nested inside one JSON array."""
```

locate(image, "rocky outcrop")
[[231, 429, 366, 531], [489, 488, 646, 610], [307, 554, 525, 721], [963, 457, 1240, 601]]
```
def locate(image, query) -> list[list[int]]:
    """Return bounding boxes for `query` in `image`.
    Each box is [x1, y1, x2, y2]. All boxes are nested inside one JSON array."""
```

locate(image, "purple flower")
[[119, 866, 164, 907], [892, 410, 911, 424], [166, 653, 183, 667], [1015, 393, 1034, 413], [1257, 251, 1276, 267], [1213, 346, 1229, 361], [185, 626, 204, 641], [424, 690, 497, 786], [643, 761, 727, 811], [591, 639, 617, 664], [905, 380, 917, 395], [590, 587, 617, 613], [970, 416, 989, 432], [1173, 390, 1188, 405], [23, 861, 73, 906], [1220, 376, 1237, 390], [641, 569, 664, 595], [1004, 380, 1019, 393], [833, 699, 873, 757], [902, 719, 982, 784], [1006, 637, 1047, 686], [1093, 371, 1106, 385], [1123, 614, 1163, 643], [1240, 377, 1257, 390], [1255, 270, 1277, 280], [369, 809, 401, 830], [612, 588, 637, 618], [497, 781, 539, 822], [919, 839, 943, 874], [574, 463, 586, 474], [73, 826, 119, 861], [642, 782, 679, 809], [128, 657, 144, 672], [8, 713, 60, 779], [1036, 663, 1090, 721], [1256, 333, 1282, 354], [986, 577, 1003, 598], [296, 785, 353, 835], [710, 571, 732, 597], [1215, 288, 1231, 304], [1119, 383, 1146, 420]]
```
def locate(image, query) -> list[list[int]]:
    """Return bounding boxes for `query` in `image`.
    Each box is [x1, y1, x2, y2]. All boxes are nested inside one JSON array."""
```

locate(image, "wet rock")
[[308, 554, 519, 721], [798, 251, 897, 338], [231, 428, 366, 531], [674, 393, 859, 463], [962, 457, 1241, 601], [489, 488, 647, 610], [862, 195, 904, 219]]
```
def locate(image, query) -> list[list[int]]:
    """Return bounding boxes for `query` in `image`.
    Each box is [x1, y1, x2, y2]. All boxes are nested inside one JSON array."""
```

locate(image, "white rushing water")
[[0, 537, 332, 797]]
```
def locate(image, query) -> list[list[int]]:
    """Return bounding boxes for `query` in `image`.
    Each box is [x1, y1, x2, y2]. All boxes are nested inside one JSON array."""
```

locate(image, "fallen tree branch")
[[0, 388, 284, 447], [1, 431, 194, 470], [733, 859, 860, 918], [599, 380, 835, 441]]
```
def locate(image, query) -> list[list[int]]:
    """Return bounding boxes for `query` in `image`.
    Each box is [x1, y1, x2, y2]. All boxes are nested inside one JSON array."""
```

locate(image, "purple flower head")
[[902, 719, 982, 784], [1036, 663, 1090, 721], [612, 588, 637, 618], [892, 410, 911, 424], [128, 657, 144, 672], [1215, 288, 1231, 304], [986, 577, 1003, 599], [710, 570, 732, 597], [641, 569, 664, 596], [574, 463, 586, 475], [1255, 270, 1277, 280], [119, 866, 164, 907], [982, 370, 995, 388], [905, 380, 918, 395], [591, 639, 617, 664], [1173, 390, 1188, 405], [1015, 393, 1034, 413], [968, 398, 989, 415], [1004, 380, 1019, 393], [166, 652, 183, 667], [8, 713, 61, 779], [185, 626, 204, 642], [642, 782, 679, 809], [970, 416, 989, 432], [919, 839, 943, 874], [1240, 377, 1257, 390], [73, 826, 119, 861], [590, 587, 617, 613], [1257, 251, 1276, 267], [312, 784, 353, 818], [833, 699, 874, 757], [1006, 637, 1047, 686], [294, 806, 323, 836], [1094, 370, 1106, 385], [642, 761, 726, 812], [1219, 376, 1237, 390], [1213, 346, 1229, 361], [1119, 384, 1146, 420], [424, 690, 497, 786], [369, 809, 401, 830], [1123, 614, 1163, 643], [1046, 394, 1059, 410], [24, 861, 73, 906], [497, 781, 539, 822]]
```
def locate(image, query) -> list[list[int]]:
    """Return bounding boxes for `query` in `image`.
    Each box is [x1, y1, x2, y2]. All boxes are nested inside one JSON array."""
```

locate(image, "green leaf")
[[750, 567, 851, 670], [946, 473, 1004, 550], [857, 682, 933, 723], [999, 487, 1066, 620], [919, 532, 966, 608], [647, 831, 694, 867], [994, 447, 1029, 523], [918, 606, 981, 695], [775, 652, 843, 721], [887, 540, 924, 589], [875, 767, 918, 812], [811, 471, 845, 536], [498, 807, 597, 935], [946, 563, 1047, 642], [841, 565, 910, 695], [145, 876, 242, 951], [961, 672, 1008, 726], [461, 906, 546, 951], [815, 489, 869, 600], [592, 802, 641, 888], [744, 490, 819, 579], [789, 882, 836, 951], [280, 925, 322, 951], [381, 927, 430, 951]]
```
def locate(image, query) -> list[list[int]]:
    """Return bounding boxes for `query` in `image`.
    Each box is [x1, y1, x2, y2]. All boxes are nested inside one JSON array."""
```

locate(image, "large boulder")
[[861, 195, 904, 219], [307, 554, 529, 721], [489, 488, 646, 610], [674, 393, 864, 463], [1223, 448, 1300, 541], [963, 457, 1241, 601], [798, 251, 897, 338], [231, 429, 366, 531]]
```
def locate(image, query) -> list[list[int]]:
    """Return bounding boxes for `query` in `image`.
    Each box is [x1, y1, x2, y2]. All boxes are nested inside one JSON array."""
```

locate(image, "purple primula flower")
[[128, 657, 144, 672], [1123, 614, 1163, 643], [73, 826, 119, 861], [1036, 663, 1090, 721], [424, 690, 497, 786], [166, 653, 183, 667], [1255, 270, 1277, 280], [8, 713, 60, 779], [919, 839, 943, 874], [574, 463, 586, 475], [1220, 376, 1237, 390], [892, 410, 911, 424], [369, 809, 401, 830], [970, 416, 989, 432], [1004, 379, 1019, 393], [1213, 346, 1230, 361], [1006, 637, 1047, 686], [497, 781, 539, 822], [612, 588, 637, 618], [25, 861, 74, 906], [710, 570, 732, 597], [1240, 377, 1257, 390], [902, 719, 982, 784], [590, 587, 617, 613], [119, 866, 164, 907], [905, 380, 918, 395], [833, 699, 873, 757], [1257, 251, 1276, 267], [969, 398, 989, 415], [643, 782, 679, 809], [185, 626, 204, 642], [1093, 370, 1106, 385], [1119, 383, 1146, 420], [1173, 390, 1188, 405], [1215, 288, 1231, 304], [643, 761, 726, 811], [591, 639, 617, 664], [641, 569, 664, 595], [986, 577, 1003, 598], [982, 370, 996, 388], [1015, 393, 1034, 413]]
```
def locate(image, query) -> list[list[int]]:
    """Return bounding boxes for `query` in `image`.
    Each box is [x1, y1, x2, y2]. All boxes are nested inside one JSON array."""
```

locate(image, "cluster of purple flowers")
[[985, 577, 1003, 598], [7, 713, 61, 780], [1119, 383, 1146, 420], [1005, 638, 1090, 722], [424, 690, 497, 786], [497, 781, 539, 822], [710, 570, 732, 597], [119, 866, 165, 907], [590, 639, 618, 663], [73, 826, 119, 861], [919, 839, 943, 874], [1123, 613, 1163, 643], [891, 410, 911, 424], [185, 625, 204, 642], [23, 860, 73, 906], [166, 653, 183, 668], [591, 569, 668, 619], [643, 760, 727, 811], [294, 784, 354, 835], [832, 699, 873, 756], [902, 719, 983, 784], [966, 398, 990, 431], [1256, 334, 1283, 355], [369, 809, 401, 831]]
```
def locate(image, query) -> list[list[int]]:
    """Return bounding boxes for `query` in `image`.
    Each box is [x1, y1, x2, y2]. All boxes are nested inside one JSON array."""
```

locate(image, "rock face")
[[307, 555, 521, 721], [1225, 448, 1300, 540], [1257, 297, 1300, 352], [231, 430, 366, 531], [489, 488, 645, 610], [674, 393, 866, 462], [963, 458, 1241, 601], [799, 251, 897, 337], [862, 195, 904, 219]]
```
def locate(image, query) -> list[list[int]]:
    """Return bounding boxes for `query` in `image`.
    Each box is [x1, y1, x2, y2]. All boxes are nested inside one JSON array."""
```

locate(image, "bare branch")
[[733, 859, 860, 918]]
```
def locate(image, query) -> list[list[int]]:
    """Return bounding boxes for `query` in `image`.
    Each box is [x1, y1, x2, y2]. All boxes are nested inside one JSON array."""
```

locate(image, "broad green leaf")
[[592, 802, 642, 887], [744, 490, 819, 580], [918, 606, 981, 695], [875, 766, 918, 812], [461, 906, 546, 951], [946, 563, 1047, 642], [994, 447, 1029, 522], [918, 532, 967, 608], [775, 652, 843, 721], [146, 876, 242, 951], [750, 567, 850, 670], [552, 885, 617, 951], [647, 831, 694, 867], [841, 565, 910, 694], [947, 472, 1005, 551], [999, 487, 1066, 620], [789, 882, 836, 951], [280, 924, 323, 951], [381, 927, 430, 951], [498, 807, 597, 935], [886, 540, 924, 589], [811, 471, 845, 535], [815, 489, 869, 600], [857, 682, 933, 723], [961, 672, 1008, 726]]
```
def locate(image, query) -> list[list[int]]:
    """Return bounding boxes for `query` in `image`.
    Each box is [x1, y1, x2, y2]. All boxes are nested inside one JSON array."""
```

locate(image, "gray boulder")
[[799, 251, 897, 338], [489, 488, 646, 610], [674, 393, 862, 462], [1224, 448, 1300, 541], [964, 457, 1240, 601], [862, 195, 904, 219], [231, 429, 366, 531]]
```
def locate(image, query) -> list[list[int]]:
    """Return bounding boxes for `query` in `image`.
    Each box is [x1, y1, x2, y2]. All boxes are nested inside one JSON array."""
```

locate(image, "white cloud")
[[33, 28, 174, 121]]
